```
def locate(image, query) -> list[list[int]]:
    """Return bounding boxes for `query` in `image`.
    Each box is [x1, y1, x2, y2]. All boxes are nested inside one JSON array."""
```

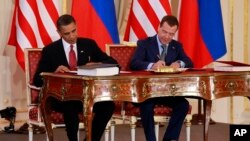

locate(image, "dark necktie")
[[69, 44, 77, 70], [159, 44, 167, 61]]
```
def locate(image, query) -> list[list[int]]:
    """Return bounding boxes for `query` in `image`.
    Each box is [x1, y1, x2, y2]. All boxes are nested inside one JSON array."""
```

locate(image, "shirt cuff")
[[178, 60, 185, 68], [147, 63, 154, 70]]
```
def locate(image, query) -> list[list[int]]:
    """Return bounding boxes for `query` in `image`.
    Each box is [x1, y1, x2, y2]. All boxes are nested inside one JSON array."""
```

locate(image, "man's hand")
[[55, 65, 71, 73], [170, 62, 181, 68], [151, 60, 166, 70]]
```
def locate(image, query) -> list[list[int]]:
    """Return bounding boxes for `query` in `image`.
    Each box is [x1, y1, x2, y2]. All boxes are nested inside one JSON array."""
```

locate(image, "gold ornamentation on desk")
[[226, 81, 238, 95], [169, 84, 177, 95], [199, 81, 207, 95], [60, 86, 67, 100], [142, 82, 179, 97], [142, 82, 149, 98], [111, 84, 118, 99], [83, 81, 90, 116]]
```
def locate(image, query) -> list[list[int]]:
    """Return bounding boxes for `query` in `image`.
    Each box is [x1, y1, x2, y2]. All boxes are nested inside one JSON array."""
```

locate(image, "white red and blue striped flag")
[[178, 0, 227, 68], [71, 0, 120, 51]]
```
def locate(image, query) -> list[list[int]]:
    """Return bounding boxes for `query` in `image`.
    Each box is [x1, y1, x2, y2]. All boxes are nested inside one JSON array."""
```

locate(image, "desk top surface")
[[41, 68, 250, 79]]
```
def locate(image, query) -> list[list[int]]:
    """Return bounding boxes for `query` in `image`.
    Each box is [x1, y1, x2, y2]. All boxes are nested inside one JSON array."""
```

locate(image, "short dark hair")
[[56, 14, 76, 31], [160, 15, 179, 28]]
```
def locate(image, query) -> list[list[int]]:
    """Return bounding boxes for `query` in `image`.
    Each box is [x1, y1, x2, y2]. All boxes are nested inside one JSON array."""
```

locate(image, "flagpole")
[[62, 0, 68, 14]]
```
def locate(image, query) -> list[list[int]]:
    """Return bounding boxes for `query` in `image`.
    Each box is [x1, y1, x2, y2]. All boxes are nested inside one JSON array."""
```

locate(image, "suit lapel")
[[151, 36, 161, 60], [76, 40, 90, 66], [166, 41, 176, 63], [56, 39, 69, 66]]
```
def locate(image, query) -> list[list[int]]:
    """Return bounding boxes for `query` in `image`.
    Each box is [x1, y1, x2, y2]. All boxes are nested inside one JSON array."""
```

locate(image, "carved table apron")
[[40, 70, 250, 141]]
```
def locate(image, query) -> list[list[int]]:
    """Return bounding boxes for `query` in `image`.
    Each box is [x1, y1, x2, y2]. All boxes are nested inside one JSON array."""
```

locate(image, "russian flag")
[[71, 0, 120, 51], [178, 0, 227, 68]]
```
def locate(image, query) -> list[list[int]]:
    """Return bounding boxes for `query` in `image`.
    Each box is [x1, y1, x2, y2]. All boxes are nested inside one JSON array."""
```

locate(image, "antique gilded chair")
[[24, 48, 86, 141], [106, 43, 192, 141]]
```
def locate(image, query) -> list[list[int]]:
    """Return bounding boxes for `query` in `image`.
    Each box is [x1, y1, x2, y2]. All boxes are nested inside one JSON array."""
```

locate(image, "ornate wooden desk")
[[40, 69, 250, 141]]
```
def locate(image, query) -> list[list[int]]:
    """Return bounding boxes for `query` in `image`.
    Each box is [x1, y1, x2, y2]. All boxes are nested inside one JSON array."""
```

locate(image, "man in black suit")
[[33, 14, 118, 141], [130, 15, 193, 141]]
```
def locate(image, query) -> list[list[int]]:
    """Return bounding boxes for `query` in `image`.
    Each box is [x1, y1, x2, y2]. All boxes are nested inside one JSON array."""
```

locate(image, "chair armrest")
[[28, 84, 41, 90]]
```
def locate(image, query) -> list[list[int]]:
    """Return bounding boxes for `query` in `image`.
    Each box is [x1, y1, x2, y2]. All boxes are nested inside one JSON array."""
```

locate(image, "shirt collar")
[[156, 35, 168, 51], [62, 38, 76, 48]]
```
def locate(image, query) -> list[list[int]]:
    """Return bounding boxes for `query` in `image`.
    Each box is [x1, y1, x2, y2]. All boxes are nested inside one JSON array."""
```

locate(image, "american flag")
[[8, 0, 60, 70], [124, 0, 172, 42]]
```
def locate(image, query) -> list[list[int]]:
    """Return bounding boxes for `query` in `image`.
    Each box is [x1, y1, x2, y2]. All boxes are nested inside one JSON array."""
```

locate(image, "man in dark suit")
[[130, 15, 193, 141], [33, 14, 118, 141]]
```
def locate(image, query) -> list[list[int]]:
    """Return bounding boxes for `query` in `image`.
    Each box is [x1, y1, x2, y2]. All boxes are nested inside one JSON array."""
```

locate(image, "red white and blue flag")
[[8, 0, 60, 70], [178, 0, 227, 68], [71, 0, 120, 51], [124, 0, 172, 42]]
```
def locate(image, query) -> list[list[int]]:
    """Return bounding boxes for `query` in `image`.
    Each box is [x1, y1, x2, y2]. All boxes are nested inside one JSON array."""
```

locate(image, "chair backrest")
[[24, 48, 42, 104], [106, 44, 136, 71]]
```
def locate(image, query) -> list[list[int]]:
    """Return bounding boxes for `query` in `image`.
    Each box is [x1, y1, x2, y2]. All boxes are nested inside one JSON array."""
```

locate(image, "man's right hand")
[[55, 65, 71, 73], [151, 60, 166, 70]]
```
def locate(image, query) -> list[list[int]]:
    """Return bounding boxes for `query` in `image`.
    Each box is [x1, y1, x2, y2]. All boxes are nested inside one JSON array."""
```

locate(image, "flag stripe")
[[199, 0, 227, 60], [133, 0, 156, 36], [28, 0, 52, 45], [71, 0, 120, 51], [8, 0, 60, 70], [19, 0, 44, 47], [90, 0, 119, 43], [43, 0, 59, 24], [130, 12, 148, 41], [178, 0, 226, 68], [124, 0, 172, 42], [16, 20, 33, 49], [138, 0, 159, 31], [18, 7, 38, 47], [159, 0, 172, 14], [178, 0, 213, 67], [37, 1, 58, 42]]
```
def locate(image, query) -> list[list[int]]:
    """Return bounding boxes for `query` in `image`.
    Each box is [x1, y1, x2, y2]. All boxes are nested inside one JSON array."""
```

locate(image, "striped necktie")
[[159, 44, 167, 61]]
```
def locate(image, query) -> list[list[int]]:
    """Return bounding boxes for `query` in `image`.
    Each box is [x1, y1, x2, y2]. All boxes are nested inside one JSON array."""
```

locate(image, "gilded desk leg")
[[41, 97, 53, 141], [203, 100, 212, 141]]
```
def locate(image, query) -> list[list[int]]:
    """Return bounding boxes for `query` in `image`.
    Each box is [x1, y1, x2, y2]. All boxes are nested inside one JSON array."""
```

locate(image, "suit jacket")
[[130, 35, 193, 70], [33, 37, 118, 87]]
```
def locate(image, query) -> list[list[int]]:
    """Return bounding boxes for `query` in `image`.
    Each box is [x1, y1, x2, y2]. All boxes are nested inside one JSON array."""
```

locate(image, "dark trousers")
[[139, 97, 189, 141], [49, 97, 115, 141]]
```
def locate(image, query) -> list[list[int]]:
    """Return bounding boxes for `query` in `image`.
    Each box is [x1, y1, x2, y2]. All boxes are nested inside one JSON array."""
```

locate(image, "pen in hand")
[[157, 54, 165, 65]]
